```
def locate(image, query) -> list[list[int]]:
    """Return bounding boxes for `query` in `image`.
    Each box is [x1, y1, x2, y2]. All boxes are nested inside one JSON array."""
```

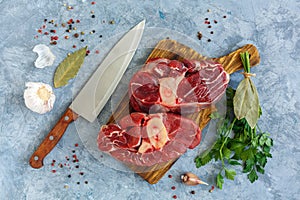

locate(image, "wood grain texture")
[[107, 39, 260, 184], [29, 108, 78, 169]]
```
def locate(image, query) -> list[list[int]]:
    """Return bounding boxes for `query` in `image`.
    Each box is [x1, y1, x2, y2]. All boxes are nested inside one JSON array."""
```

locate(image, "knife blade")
[[29, 20, 145, 169]]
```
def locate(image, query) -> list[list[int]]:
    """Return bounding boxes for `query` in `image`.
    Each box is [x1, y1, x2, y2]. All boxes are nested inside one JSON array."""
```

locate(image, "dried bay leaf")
[[233, 75, 260, 129], [233, 52, 260, 128], [244, 79, 260, 128], [233, 78, 253, 119], [54, 46, 87, 88]]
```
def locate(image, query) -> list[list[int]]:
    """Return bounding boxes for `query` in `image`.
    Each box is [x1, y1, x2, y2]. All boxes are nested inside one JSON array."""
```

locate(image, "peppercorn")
[[197, 31, 202, 40], [209, 185, 215, 193]]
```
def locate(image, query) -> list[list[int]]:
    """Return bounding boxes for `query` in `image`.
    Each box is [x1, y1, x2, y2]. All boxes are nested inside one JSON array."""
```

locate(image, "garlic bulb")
[[24, 82, 55, 114], [181, 172, 209, 186], [33, 44, 56, 68]]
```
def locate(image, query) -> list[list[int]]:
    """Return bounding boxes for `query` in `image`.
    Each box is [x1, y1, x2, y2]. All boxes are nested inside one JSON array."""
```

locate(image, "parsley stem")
[[219, 118, 237, 167]]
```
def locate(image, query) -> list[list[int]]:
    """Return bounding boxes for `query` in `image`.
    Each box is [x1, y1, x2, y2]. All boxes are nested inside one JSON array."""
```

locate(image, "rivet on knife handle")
[[29, 108, 78, 169]]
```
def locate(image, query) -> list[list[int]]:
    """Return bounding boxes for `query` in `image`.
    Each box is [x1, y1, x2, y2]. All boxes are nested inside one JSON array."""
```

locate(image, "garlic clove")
[[24, 82, 55, 114], [181, 172, 209, 186], [33, 44, 56, 68]]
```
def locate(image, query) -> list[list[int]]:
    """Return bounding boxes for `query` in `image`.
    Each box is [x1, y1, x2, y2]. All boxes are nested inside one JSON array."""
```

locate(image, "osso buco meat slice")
[[97, 112, 201, 166], [129, 58, 230, 113]]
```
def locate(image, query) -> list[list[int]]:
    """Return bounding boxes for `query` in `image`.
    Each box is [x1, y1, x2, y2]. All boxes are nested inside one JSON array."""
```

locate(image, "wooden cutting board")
[[107, 39, 260, 184]]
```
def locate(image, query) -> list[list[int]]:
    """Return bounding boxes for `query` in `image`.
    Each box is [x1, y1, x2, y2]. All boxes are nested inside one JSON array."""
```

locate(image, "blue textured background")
[[0, 0, 299, 199]]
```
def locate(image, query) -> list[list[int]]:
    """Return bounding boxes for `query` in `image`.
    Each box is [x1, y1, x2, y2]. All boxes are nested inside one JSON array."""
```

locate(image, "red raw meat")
[[97, 112, 201, 166], [129, 58, 229, 113]]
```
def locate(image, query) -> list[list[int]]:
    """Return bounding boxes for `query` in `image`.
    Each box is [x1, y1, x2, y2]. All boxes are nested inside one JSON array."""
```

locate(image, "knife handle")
[[29, 108, 79, 169]]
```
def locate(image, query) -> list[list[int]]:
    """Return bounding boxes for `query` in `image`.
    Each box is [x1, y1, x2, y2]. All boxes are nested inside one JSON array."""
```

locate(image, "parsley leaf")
[[225, 168, 237, 180], [194, 86, 273, 189], [248, 168, 259, 183], [217, 173, 224, 189], [195, 150, 213, 168]]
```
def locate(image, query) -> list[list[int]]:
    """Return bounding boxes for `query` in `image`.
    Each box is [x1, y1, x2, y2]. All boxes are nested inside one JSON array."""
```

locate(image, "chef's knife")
[[29, 20, 145, 169]]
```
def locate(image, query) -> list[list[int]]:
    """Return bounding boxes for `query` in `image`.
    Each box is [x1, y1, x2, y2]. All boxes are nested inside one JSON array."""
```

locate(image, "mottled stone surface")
[[0, 0, 299, 199]]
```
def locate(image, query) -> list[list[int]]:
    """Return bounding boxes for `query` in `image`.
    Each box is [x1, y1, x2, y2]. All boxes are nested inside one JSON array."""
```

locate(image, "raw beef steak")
[[129, 58, 229, 113], [97, 112, 201, 166]]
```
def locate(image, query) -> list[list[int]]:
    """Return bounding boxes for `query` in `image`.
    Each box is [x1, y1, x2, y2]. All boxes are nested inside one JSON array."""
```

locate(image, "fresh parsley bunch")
[[195, 52, 273, 189]]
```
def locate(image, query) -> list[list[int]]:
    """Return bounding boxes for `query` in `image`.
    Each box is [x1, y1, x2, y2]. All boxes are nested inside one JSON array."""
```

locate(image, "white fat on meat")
[[142, 58, 169, 72]]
